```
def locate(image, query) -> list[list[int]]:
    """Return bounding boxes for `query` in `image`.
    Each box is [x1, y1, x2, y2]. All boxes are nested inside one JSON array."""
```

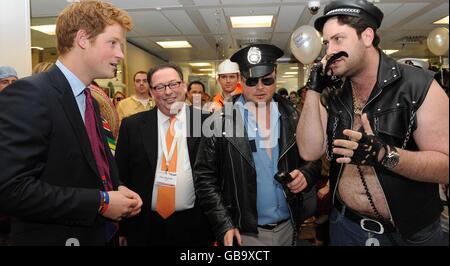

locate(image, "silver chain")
[[402, 108, 416, 149], [326, 116, 339, 160]]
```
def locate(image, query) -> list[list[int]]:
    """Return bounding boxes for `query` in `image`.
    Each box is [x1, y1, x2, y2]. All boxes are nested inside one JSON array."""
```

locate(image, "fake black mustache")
[[324, 51, 349, 75]]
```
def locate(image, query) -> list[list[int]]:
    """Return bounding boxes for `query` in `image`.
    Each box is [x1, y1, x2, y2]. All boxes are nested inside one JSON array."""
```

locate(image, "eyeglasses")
[[245, 77, 275, 87], [152, 81, 182, 92]]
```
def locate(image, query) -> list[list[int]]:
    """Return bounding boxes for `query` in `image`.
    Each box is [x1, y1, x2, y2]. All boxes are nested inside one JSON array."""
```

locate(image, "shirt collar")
[[157, 103, 187, 125], [55, 60, 87, 97], [237, 95, 280, 119]]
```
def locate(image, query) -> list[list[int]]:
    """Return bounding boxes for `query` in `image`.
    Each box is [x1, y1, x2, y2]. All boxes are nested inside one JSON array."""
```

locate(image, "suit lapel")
[[141, 109, 158, 170], [225, 107, 255, 169], [186, 106, 200, 165], [49, 66, 100, 177]]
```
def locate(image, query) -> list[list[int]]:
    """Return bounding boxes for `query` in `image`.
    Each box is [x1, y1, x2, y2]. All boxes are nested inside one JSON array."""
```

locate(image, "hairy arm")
[[392, 81, 449, 184], [297, 90, 328, 161]]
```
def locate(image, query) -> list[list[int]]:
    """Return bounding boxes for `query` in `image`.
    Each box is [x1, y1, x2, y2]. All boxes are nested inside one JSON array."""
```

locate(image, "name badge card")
[[155, 171, 177, 186]]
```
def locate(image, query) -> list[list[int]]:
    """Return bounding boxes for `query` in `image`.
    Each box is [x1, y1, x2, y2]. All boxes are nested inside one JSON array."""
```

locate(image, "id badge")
[[155, 171, 177, 186]]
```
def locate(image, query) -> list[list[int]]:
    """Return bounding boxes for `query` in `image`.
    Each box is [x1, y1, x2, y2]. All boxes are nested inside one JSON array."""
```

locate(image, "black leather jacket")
[[323, 51, 443, 238], [194, 94, 321, 242]]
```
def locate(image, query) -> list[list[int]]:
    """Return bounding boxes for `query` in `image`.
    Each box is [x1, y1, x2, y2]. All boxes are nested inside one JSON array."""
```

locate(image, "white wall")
[[126, 42, 165, 96], [0, 0, 32, 78]]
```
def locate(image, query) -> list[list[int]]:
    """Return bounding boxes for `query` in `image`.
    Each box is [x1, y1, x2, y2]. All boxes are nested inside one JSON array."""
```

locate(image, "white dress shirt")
[[151, 105, 195, 211]]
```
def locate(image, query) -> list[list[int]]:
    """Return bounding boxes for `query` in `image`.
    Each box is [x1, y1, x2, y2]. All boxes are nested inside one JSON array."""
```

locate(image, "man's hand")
[[306, 62, 328, 94], [333, 113, 386, 165], [101, 190, 141, 221], [223, 228, 242, 246], [119, 236, 128, 246], [286, 169, 308, 194], [317, 184, 330, 200], [118, 185, 143, 217]]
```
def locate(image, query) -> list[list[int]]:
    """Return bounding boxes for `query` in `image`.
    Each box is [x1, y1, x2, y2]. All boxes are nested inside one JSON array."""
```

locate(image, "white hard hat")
[[217, 59, 239, 75]]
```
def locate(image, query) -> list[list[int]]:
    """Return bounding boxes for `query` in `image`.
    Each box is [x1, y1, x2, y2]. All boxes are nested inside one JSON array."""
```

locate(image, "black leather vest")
[[323, 51, 443, 238]]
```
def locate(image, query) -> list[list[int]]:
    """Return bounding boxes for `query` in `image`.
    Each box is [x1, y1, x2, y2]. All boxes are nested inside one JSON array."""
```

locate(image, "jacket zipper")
[[228, 144, 242, 229], [277, 138, 297, 240], [333, 97, 353, 204], [278, 139, 296, 164]]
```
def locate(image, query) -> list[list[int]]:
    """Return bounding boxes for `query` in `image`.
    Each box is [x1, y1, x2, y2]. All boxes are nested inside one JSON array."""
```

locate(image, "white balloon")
[[290, 25, 322, 64], [427, 27, 449, 56]]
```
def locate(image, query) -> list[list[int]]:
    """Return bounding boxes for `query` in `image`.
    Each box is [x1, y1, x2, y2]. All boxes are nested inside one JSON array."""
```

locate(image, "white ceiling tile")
[[129, 11, 180, 36], [272, 33, 291, 50], [162, 10, 201, 35], [107, 0, 181, 9], [193, 0, 221, 6], [222, 0, 281, 4], [231, 28, 274, 34], [128, 37, 157, 50], [188, 36, 212, 50], [282, 0, 308, 2], [380, 3, 428, 30], [223, 6, 279, 16], [127, 37, 170, 58], [274, 5, 305, 32], [199, 8, 229, 34], [400, 2, 449, 30], [376, 3, 403, 18]]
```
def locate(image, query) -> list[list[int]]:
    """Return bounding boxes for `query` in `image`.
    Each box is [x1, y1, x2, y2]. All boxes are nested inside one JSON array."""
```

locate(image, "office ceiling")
[[31, 0, 449, 64]]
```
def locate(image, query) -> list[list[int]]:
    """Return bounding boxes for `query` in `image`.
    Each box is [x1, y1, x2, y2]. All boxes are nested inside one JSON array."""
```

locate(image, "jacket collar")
[[372, 50, 402, 97], [49, 66, 100, 177], [223, 94, 298, 167], [337, 50, 402, 109]]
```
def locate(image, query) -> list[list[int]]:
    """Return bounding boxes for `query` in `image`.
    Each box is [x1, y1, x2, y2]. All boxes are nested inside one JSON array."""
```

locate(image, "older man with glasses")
[[194, 44, 322, 246], [114, 63, 214, 246]]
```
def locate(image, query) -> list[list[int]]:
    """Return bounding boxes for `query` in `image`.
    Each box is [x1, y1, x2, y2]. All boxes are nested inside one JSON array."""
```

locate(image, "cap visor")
[[244, 65, 275, 78]]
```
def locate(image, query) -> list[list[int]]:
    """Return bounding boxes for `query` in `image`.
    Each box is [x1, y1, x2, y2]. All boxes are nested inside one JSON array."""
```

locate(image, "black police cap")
[[230, 44, 283, 79], [314, 0, 384, 32]]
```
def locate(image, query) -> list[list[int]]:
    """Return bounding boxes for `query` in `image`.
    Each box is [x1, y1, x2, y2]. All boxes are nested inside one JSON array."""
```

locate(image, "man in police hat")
[[297, 0, 448, 245], [194, 44, 321, 246]]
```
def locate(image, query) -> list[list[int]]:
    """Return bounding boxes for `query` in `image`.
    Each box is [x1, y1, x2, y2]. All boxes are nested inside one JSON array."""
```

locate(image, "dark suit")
[[0, 66, 119, 245], [115, 106, 213, 246]]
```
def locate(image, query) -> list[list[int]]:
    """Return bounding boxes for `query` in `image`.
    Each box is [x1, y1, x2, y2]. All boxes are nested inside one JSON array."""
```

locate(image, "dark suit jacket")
[[0, 66, 119, 245], [115, 106, 213, 245]]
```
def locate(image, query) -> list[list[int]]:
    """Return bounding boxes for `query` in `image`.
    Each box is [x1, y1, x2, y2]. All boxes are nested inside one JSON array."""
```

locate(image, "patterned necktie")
[[155, 117, 177, 219], [84, 87, 117, 241]]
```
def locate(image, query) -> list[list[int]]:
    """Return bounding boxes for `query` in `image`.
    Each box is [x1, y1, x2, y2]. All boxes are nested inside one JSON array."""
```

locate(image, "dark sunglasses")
[[245, 77, 275, 87]]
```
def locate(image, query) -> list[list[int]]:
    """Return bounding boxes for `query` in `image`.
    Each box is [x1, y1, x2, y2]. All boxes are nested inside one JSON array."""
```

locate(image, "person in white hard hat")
[[210, 59, 242, 112]]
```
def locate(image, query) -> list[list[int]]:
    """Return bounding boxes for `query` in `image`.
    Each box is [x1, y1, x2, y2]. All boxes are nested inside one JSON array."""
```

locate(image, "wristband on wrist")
[[99, 191, 110, 215]]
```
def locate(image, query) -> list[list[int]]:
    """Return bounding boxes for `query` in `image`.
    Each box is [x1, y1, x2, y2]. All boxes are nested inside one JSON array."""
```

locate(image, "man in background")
[[210, 59, 241, 112], [117, 70, 155, 122], [0, 66, 18, 92], [186, 81, 206, 108]]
